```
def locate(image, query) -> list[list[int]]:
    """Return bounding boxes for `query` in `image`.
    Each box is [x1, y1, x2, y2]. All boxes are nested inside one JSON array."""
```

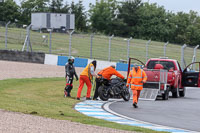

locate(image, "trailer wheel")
[[162, 87, 169, 100], [179, 87, 186, 97]]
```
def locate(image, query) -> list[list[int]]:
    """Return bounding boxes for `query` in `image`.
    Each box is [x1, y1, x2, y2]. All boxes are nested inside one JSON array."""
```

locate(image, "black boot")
[[64, 87, 68, 97], [67, 86, 72, 97], [86, 97, 92, 100], [133, 102, 138, 108]]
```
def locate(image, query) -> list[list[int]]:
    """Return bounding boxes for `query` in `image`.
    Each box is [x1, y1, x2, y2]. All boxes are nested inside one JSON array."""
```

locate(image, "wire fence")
[[0, 21, 200, 69]]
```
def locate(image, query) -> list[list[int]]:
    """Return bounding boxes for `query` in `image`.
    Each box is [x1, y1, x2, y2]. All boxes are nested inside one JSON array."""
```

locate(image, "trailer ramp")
[[139, 88, 159, 101]]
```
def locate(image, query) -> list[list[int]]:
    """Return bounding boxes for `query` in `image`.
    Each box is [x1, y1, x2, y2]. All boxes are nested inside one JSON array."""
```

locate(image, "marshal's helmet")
[[68, 56, 75, 64]]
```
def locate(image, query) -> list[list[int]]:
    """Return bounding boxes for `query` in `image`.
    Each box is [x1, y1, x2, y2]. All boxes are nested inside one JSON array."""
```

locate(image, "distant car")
[[128, 58, 200, 100]]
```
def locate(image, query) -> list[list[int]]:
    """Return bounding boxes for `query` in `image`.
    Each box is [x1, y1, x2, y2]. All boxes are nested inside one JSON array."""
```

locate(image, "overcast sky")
[[15, 0, 200, 14]]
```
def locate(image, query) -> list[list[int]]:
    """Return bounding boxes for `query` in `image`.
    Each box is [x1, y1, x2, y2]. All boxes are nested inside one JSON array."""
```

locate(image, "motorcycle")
[[97, 77, 130, 101]]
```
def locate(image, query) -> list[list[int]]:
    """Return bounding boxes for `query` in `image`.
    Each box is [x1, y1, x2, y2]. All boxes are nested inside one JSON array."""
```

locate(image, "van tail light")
[[172, 72, 175, 80]]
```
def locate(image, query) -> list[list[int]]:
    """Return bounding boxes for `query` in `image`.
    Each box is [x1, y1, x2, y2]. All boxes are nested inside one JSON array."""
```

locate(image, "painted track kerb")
[[75, 100, 195, 133]]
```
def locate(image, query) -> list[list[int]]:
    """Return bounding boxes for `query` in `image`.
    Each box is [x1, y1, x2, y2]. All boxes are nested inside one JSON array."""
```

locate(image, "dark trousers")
[[93, 78, 101, 99], [65, 76, 74, 96]]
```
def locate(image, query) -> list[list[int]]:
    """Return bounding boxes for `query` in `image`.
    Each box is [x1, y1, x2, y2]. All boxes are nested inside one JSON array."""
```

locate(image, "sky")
[[15, 0, 200, 14]]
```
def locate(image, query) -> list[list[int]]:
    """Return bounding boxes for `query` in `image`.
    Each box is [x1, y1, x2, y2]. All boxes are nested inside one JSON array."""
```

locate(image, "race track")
[[109, 87, 200, 132]]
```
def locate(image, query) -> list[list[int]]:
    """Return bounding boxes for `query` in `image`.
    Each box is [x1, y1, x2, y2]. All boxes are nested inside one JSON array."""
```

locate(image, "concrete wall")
[[0, 50, 45, 64]]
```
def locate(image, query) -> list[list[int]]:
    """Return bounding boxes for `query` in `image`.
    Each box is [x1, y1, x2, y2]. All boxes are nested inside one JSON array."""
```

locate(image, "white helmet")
[[68, 56, 75, 64]]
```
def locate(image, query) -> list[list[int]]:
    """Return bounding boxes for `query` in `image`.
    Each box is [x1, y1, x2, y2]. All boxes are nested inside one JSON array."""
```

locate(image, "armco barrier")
[[0, 51, 132, 72], [88, 59, 116, 70], [0, 50, 45, 64], [44, 54, 58, 65], [74, 58, 88, 67], [57, 56, 68, 66], [44, 54, 129, 72], [116, 62, 128, 71]]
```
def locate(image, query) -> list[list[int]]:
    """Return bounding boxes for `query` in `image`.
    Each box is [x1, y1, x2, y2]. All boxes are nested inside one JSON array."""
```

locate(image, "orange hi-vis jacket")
[[81, 63, 94, 81], [127, 66, 147, 90], [98, 66, 124, 80]]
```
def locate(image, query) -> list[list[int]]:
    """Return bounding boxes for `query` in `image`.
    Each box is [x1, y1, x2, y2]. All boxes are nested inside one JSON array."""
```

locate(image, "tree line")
[[0, 0, 200, 46]]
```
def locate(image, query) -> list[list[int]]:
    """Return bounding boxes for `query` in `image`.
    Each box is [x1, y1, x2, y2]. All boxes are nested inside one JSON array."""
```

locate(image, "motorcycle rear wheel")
[[98, 86, 110, 101], [121, 87, 130, 101]]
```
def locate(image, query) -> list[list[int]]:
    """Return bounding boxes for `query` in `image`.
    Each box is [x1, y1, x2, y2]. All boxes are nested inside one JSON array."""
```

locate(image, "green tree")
[[70, 0, 88, 32], [135, 3, 168, 41], [20, 0, 49, 24], [50, 0, 66, 13], [175, 11, 200, 46], [0, 0, 20, 23], [89, 0, 118, 34], [62, 2, 70, 13], [117, 0, 142, 36]]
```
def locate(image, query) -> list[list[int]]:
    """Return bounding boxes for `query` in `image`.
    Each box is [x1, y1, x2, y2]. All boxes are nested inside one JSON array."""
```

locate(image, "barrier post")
[[5, 21, 10, 49], [48, 28, 53, 54], [192, 45, 199, 70], [146, 40, 151, 63], [127, 37, 132, 62], [164, 42, 169, 57], [90, 34, 94, 59], [108, 35, 114, 61], [69, 30, 74, 56], [26, 24, 32, 52], [181, 44, 187, 70]]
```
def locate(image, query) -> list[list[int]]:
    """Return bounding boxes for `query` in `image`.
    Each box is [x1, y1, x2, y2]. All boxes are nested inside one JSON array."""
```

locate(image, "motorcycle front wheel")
[[121, 87, 130, 101], [98, 86, 110, 101]]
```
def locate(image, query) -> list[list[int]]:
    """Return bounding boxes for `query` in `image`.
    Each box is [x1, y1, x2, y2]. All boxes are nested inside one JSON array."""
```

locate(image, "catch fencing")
[[0, 21, 199, 70]]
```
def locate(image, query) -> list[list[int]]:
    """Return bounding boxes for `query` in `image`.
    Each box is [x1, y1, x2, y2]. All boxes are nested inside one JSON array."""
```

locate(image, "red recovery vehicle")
[[128, 57, 200, 100]]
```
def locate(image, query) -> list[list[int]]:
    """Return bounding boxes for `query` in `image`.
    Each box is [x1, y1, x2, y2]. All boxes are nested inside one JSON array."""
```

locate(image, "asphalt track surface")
[[109, 87, 200, 132]]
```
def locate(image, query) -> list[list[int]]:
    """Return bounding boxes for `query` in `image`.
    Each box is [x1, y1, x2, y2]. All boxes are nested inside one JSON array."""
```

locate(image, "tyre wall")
[[0, 50, 45, 64]]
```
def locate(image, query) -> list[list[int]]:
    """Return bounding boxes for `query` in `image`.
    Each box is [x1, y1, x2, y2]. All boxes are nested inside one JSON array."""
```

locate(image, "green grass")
[[0, 26, 199, 64], [0, 78, 167, 133]]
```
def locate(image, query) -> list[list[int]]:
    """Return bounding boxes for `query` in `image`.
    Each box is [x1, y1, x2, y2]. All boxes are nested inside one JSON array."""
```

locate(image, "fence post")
[[181, 44, 187, 70], [26, 25, 32, 52], [108, 35, 114, 61], [90, 34, 94, 59], [5, 21, 10, 49], [22, 24, 32, 52], [127, 37, 132, 62], [48, 28, 53, 54], [69, 30, 75, 56], [192, 45, 199, 70], [164, 41, 169, 57], [146, 40, 151, 63]]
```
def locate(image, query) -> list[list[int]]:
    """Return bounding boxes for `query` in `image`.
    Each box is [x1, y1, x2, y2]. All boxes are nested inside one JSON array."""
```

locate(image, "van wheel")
[[172, 84, 179, 98], [179, 87, 186, 97]]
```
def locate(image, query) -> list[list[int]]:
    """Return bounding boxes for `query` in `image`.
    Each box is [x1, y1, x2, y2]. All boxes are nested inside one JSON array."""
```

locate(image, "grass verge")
[[0, 77, 167, 133]]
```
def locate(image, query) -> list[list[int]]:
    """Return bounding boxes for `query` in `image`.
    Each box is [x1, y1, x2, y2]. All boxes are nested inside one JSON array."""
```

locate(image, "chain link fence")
[[0, 21, 200, 69]]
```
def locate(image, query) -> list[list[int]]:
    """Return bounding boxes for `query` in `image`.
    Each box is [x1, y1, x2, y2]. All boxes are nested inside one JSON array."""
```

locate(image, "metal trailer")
[[127, 57, 169, 101], [140, 69, 169, 100], [31, 13, 75, 30]]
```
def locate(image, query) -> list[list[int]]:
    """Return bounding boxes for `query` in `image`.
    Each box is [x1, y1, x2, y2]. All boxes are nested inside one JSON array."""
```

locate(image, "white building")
[[31, 13, 75, 30]]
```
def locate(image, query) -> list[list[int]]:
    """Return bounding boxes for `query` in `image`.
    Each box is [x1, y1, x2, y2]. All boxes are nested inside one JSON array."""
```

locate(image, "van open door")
[[182, 62, 200, 87], [127, 58, 145, 78]]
